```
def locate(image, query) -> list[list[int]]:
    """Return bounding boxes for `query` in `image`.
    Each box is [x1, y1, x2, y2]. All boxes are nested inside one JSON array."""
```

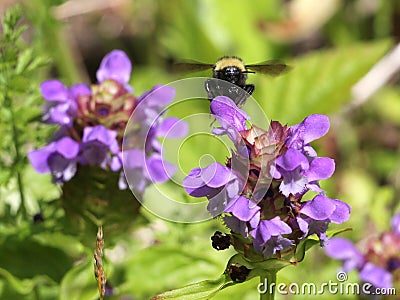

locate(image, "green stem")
[[259, 271, 276, 300], [6, 92, 27, 218]]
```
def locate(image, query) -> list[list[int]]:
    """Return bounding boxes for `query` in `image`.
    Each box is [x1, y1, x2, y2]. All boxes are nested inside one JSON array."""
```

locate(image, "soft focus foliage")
[[1, 1, 400, 299]]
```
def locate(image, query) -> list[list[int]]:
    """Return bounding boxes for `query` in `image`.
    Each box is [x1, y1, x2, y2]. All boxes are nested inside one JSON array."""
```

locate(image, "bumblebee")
[[174, 56, 289, 107]]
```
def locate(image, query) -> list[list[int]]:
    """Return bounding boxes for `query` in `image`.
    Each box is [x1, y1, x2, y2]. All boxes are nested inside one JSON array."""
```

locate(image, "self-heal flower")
[[30, 50, 185, 191], [210, 96, 249, 142], [96, 50, 133, 92], [223, 196, 260, 237], [80, 125, 119, 168], [273, 114, 335, 196], [122, 149, 177, 193], [299, 195, 351, 244], [184, 96, 351, 261], [28, 136, 79, 183], [183, 162, 242, 217], [40, 80, 90, 127], [285, 114, 330, 155], [251, 217, 292, 255]]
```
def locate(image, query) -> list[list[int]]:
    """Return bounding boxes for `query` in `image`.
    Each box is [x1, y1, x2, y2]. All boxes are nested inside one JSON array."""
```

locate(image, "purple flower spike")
[[359, 263, 393, 289], [96, 50, 132, 86], [28, 136, 79, 183]]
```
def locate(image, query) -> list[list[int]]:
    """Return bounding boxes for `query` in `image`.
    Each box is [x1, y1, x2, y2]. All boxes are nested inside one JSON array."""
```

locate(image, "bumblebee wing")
[[171, 60, 214, 73], [245, 61, 291, 76]]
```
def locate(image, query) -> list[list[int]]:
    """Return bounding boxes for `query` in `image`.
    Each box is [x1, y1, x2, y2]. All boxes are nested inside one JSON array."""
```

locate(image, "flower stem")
[[6, 92, 27, 219], [259, 271, 276, 300]]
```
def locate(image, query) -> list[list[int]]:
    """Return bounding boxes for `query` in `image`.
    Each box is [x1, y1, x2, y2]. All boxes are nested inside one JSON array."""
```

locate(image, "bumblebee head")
[[213, 56, 248, 86]]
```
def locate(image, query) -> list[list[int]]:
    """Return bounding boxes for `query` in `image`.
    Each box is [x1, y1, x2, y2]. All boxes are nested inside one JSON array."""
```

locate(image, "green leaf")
[[121, 244, 222, 298], [0, 236, 73, 282], [151, 274, 230, 300], [59, 258, 98, 300], [227, 253, 292, 277], [0, 267, 55, 295], [256, 39, 392, 123]]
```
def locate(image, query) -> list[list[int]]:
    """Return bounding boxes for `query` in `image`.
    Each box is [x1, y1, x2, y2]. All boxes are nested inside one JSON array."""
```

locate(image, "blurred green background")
[[1, 0, 400, 299]]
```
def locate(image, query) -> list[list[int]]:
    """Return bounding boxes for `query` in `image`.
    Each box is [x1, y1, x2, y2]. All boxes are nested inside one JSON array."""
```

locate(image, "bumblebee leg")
[[244, 84, 255, 96]]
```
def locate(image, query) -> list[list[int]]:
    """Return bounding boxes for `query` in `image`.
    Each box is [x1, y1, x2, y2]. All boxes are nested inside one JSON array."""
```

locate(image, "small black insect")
[[174, 56, 289, 107]]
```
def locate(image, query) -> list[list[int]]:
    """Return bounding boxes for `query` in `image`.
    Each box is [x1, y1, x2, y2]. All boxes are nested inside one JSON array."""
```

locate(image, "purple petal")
[[251, 217, 292, 251], [210, 96, 249, 132], [146, 154, 176, 182], [264, 216, 292, 236], [359, 263, 393, 289], [300, 195, 336, 220], [123, 148, 146, 169], [110, 155, 122, 171], [224, 216, 249, 237], [40, 80, 69, 102], [301, 114, 330, 144], [262, 236, 294, 258], [276, 149, 309, 171], [54, 137, 80, 159], [329, 200, 351, 224], [324, 237, 364, 272], [62, 161, 77, 181], [183, 168, 204, 190], [96, 50, 132, 84], [296, 217, 309, 233], [44, 103, 72, 126], [305, 157, 335, 181], [157, 117, 188, 138], [28, 146, 53, 173], [82, 125, 117, 147], [201, 162, 235, 188], [279, 168, 308, 196], [138, 85, 175, 107], [224, 196, 260, 221], [69, 84, 91, 98]]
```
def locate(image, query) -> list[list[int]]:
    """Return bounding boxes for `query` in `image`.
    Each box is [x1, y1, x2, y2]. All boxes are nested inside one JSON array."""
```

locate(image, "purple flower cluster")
[[325, 212, 400, 289], [29, 50, 186, 191], [183, 96, 351, 259]]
